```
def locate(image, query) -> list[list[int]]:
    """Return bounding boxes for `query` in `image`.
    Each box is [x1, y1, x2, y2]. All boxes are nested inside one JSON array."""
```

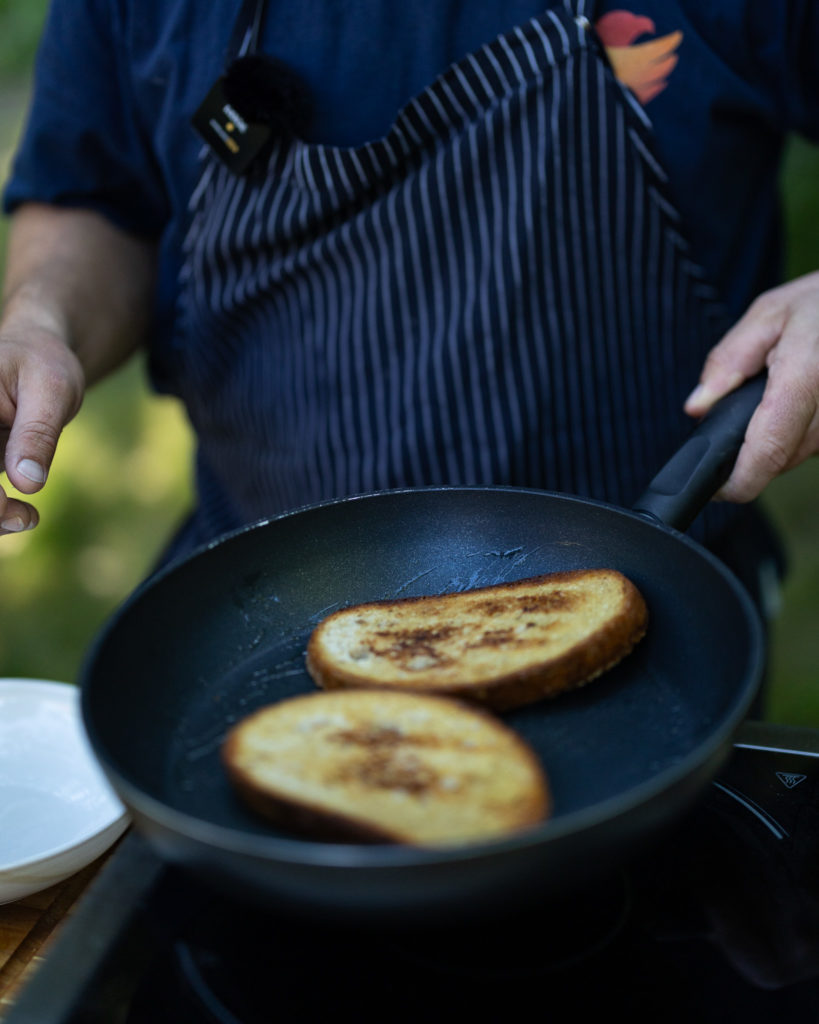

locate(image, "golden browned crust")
[[221, 690, 551, 846], [221, 744, 402, 844], [305, 569, 649, 711]]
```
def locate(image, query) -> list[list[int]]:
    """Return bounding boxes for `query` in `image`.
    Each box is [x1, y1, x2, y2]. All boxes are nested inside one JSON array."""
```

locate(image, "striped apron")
[[169, 0, 734, 556]]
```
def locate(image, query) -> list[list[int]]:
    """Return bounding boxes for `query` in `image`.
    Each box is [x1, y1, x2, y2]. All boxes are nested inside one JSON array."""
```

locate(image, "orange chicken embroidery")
[[595, 10, 683, 104]]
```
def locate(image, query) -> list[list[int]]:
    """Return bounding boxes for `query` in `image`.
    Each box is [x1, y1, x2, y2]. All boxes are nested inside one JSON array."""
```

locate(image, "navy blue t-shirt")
[[4, 0, 819, 368]]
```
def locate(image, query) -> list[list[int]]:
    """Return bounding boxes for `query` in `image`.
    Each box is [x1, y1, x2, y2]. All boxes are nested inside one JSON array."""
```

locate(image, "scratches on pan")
[[384, 545, 547, 599]]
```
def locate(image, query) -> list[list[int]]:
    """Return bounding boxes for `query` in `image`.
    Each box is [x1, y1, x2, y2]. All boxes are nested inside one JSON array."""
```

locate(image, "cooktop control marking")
[[776, 772, 808, 790]]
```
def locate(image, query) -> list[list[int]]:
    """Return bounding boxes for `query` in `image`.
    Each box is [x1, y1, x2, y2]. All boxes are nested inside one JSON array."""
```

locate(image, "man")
[[0, 0, 816, 585]]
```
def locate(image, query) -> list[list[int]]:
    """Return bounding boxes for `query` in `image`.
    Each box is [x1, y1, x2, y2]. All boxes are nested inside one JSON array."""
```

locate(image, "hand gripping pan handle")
[[633, 373, 767, 532]]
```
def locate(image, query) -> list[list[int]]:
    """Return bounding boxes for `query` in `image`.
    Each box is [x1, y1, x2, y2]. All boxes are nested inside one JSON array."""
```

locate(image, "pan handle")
[[632, 373, 767, 532]]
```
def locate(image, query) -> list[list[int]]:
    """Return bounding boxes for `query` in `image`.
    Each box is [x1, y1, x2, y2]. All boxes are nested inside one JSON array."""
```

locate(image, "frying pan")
[[80, 377, 766, 922]]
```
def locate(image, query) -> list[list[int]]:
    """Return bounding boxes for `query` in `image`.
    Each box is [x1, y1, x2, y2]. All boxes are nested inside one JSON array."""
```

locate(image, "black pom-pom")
[[222, 54, 312, 139]]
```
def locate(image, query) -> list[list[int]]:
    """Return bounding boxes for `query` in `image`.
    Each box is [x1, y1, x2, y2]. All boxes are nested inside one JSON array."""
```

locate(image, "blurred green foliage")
[[0, 3, 816, 725], [0, 355, 194, 680], [762, 139, 819, 724], [0, 0, 47, 79], [0, 0, 195, 681]]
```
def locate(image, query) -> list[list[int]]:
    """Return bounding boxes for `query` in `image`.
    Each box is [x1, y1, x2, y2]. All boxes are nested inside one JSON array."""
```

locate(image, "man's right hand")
[[0, 317, 84, 534], [0, 202, 158, 537]]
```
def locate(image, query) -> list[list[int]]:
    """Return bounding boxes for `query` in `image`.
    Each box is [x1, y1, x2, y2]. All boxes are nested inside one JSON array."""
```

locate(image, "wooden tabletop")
[[0, 849, 116, 1022]]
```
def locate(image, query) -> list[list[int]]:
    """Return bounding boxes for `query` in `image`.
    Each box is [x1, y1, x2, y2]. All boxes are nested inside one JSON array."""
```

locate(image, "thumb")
[[683, 281, 799, 418], [4, 375, 82, 494], [684, 324, 774, 418]]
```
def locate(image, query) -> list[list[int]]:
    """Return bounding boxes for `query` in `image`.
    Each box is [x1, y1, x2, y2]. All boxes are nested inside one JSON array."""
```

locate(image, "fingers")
[[717, 373, 818, 502], [0, 326, 84, 545], [686, 272, 819, 501], [3, 407, 56, 494], [0, 485, 39, 535], [684, 296, 785, 419], [1, 344, 84, 497]]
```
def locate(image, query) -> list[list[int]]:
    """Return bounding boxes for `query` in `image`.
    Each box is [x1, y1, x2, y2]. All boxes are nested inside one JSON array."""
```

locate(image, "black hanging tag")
[[191, 76, 272, 175]]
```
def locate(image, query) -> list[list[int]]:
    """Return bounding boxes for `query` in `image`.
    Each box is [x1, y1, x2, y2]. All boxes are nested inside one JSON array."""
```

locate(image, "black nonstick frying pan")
[[80, 377, 766, 922]]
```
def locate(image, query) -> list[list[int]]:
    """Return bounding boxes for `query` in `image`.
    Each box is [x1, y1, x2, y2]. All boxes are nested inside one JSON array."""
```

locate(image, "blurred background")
[[0, 1, 817, 722]]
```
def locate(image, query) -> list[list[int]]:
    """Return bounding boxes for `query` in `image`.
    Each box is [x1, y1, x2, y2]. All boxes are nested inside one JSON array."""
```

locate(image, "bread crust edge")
[[305, 569, 649, 711], [221, 691, 552, 846]]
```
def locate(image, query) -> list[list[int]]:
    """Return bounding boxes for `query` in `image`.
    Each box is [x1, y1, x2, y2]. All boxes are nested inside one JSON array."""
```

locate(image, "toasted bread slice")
[[222, 689, 550, 846], [306, 569, 648, 711]]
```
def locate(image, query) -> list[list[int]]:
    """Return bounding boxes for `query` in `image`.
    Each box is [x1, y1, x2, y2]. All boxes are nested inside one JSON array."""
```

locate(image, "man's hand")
[[0, 319, 84, 533], [685, 271, 819, 502], [0, 203, 156, 536]]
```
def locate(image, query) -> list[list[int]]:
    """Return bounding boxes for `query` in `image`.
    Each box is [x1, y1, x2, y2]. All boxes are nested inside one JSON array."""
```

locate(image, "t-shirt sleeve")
[[2, 0, 168, 238]]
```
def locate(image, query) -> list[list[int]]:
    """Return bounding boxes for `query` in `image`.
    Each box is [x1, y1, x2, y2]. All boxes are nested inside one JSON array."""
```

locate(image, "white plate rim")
[[0, 678, 128, 875]]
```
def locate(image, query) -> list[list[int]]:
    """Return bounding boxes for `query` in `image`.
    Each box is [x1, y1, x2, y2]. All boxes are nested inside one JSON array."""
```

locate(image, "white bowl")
[[0, 679, 129, 904]]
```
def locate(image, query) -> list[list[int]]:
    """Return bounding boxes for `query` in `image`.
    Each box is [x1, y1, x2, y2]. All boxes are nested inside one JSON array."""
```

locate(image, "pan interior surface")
[[81, 489, 761, 860]]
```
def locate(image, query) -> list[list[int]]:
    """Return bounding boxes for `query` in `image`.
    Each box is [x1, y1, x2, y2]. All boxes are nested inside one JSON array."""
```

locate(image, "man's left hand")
[[685, 270, 819, 502]]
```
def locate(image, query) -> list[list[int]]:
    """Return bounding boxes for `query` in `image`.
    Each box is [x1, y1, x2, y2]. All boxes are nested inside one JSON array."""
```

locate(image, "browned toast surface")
[[305, 569, 648, 710], [222, 689, 550, 846]]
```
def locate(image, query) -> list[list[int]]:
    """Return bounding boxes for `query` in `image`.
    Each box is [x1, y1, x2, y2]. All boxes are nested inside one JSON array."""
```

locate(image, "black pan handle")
[[632, 373, 767, 532]]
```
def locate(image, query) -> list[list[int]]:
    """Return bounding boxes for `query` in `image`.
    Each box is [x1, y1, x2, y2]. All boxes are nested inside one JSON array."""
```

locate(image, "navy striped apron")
[[169, 0, 735, 556]]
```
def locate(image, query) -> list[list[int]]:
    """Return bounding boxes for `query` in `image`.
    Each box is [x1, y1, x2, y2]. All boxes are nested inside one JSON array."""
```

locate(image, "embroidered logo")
[[595, 10, 683, 104]]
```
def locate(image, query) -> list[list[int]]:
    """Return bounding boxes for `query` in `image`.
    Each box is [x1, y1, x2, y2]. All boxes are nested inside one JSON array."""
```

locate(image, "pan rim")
[[92, 695, 754, 869], [96, 482, 755, 601]]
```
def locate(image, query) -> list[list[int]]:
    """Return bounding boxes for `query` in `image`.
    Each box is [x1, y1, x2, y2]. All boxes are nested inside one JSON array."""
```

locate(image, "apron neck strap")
[[227, 0, 267, 63], [564, 0, 597, 21]]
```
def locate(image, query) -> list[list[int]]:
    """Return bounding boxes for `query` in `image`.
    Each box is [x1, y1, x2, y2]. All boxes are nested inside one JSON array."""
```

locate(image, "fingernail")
[[687, 372, 746, 408], [685, 383, 708, 407], [1, 516, 25, 532], [17, 459, 47, 484]]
